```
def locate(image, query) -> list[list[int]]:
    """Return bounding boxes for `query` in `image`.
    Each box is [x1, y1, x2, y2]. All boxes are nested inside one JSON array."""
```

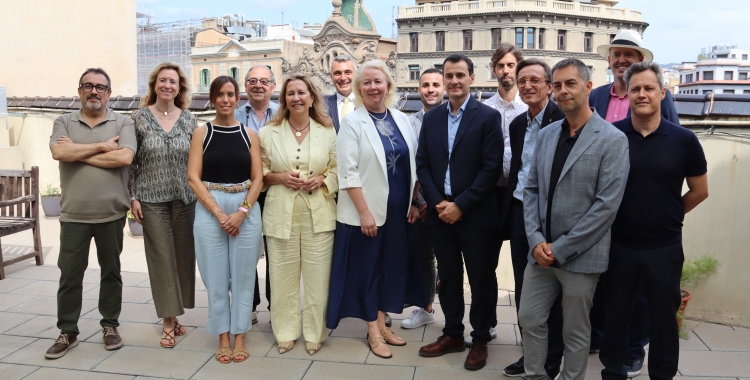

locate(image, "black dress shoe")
[[545, 364, 561, 379], [384, 313, 392, 327], [503, 356, 524, 377]]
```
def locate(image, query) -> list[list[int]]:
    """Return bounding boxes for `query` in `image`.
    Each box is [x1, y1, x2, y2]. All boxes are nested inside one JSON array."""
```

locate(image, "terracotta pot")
[[41, 196, 61, 217], [128, 218, 143, 237], [677, 289, 692, 331]]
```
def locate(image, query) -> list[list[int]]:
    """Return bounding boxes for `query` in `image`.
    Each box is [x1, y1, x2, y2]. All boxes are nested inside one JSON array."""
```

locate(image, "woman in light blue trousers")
[[188, 75, 264, 364]]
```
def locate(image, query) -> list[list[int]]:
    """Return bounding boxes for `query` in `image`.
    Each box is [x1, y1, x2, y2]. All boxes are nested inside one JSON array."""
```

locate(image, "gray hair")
[[624, 61, 665, 90], [551, 58, 591, 83], [330, 54, 357, 72], [245, 64, 275, 83]]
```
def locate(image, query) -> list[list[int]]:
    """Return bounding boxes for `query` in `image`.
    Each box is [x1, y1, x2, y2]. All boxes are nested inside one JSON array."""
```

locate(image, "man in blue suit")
[[416, 54, 504, 371], [588, 29, 679, 377], [324, 54, 357, 133]]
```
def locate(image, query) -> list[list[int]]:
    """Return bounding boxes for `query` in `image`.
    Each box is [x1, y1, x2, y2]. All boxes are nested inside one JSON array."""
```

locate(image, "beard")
[[84, 100, 103, 110], [500, 77, 515, 91]]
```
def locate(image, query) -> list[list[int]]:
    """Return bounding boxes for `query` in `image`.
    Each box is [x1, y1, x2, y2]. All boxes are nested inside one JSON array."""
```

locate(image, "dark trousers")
[[600, 242, 683, 380], [432, 222, 497, 343], [509, 199, 564, 368], [253, 191, 271, 312], [413, 217, 437, 305], [491, 186, 505, 327], [57, 217, 125, 336]]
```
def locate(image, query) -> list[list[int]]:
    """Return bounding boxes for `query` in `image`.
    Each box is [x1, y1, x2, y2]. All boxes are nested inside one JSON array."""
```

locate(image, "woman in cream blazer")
[[258, 74, 337, 356]]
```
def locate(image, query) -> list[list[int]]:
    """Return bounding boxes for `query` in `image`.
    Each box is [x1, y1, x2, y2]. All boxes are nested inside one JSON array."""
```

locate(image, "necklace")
[[367, 109, 388, 121], [290, 121, 310, 137], [154, 104, 176, 116]]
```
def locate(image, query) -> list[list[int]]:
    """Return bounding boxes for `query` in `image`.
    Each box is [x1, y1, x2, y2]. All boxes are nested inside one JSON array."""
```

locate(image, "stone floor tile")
[[5, 266, 61, 281], [0, 293, 36, 312], [0, 278, 35, 293], [119, 272, 151, 287], [674, 377, 739, 380], [497, 290, 512, 306], [679, 351, 750, 376], [414, 366, 507, 380], [10, 295, 97, 317], [365, 342, 523, 370], [83, 286, 153, 304], [93, 346, 210, 379], [0, 335, 37, 360], [170, 307, 209, 329], [81, 302, 159, 324], [304, 361, 415, 380], [173, 327, 275, 357], [694, 326, 750, 351], [495, 305, 519, 324], [0, 363, 39, 380], [422, 321, 517, 346], [193, 290, 208, 308], [329, 317, 370, 339], [4, 315, 103, 341], [685, 320, 734, 332], [267, 336, 370, 364], [82, 322, 190, 349], [23, 367, 136, 380], [0, 311, 36, 333], [679, 330, 710, 351], [0, 339, 116, 371], [191, 356, 311, 380], [12, 280, 93, 297]]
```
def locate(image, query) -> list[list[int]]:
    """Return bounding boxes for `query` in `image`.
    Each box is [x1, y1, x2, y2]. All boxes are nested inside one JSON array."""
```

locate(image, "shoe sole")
[[104, 341, 123, 351], [627, 370, 642, 377], [400, 320, 436, 329], [418, 345, 465, 357], [502, 370, 524, 377], [45, 340, 78, 359], [465, 361, 487, 370]]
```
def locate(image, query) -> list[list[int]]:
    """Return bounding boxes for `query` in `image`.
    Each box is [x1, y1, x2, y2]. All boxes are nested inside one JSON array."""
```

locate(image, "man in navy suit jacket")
[[416, 54, 504, 371], [324, 55, 357, 133]]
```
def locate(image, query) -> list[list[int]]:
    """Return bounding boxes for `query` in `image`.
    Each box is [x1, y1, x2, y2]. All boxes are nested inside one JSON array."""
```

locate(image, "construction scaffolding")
[[137, 19, 201, 95]]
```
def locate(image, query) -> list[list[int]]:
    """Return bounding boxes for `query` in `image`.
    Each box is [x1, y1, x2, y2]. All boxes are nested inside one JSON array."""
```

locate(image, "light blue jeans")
[[194, 187, 262, 335]]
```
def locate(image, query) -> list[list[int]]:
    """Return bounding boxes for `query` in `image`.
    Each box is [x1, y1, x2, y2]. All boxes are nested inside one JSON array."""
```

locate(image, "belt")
[[203, 180, 252, 193], [445, 195, 455, 202]]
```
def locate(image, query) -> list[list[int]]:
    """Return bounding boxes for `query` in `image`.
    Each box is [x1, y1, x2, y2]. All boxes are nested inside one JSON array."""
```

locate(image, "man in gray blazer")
[[519, 58, 629, 380]]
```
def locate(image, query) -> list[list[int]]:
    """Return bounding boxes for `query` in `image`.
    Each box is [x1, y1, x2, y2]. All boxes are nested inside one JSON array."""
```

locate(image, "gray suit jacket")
[[523, 110, 629, 274]]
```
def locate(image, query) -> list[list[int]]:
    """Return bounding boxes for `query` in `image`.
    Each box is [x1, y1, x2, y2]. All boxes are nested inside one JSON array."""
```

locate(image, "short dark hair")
[[516, 58, 552, 81], [209, 75, 240, 105], [624, 61, 665, 90], [491, 43, 524, 70], [551, 58, 591, 83], [79, 68, 111, 88], [443, 54, 474, 76], [420, 68, 443, 80]]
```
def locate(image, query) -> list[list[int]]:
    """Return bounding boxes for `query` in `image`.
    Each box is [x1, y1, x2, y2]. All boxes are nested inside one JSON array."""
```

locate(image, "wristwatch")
[[411, 198, 420, 208]]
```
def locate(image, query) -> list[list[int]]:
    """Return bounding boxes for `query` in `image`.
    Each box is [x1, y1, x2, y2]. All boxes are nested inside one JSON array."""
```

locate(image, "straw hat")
[[597, 29, 653, 63]]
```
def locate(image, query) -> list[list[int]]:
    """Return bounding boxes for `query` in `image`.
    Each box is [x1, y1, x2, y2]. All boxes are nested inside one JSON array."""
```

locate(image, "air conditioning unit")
[[217, 18, 224, 26]]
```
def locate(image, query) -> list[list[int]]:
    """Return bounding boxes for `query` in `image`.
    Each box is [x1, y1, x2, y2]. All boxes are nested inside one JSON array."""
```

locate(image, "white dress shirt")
[[484, 91, 528, 186], [336, 92, 356, 123]]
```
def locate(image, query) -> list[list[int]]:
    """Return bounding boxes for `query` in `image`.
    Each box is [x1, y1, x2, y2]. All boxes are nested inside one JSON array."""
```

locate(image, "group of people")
[[45, 28, 708, 380]]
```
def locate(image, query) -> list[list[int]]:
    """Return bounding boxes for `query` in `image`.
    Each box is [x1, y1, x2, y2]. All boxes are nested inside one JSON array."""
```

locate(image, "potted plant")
[[127, 210, 143, 237], [40, 184, 62, 217], [678, 254, 719, 337]]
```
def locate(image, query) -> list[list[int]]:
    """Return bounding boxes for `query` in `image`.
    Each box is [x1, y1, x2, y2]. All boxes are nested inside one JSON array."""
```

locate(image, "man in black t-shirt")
[[600, 62, 709, 380]]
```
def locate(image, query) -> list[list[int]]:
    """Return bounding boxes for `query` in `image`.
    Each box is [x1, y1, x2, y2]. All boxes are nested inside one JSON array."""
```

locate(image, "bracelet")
[[238, 206, 248, 214], [411, 199, 420, 207], [240, 199, 252, 209]]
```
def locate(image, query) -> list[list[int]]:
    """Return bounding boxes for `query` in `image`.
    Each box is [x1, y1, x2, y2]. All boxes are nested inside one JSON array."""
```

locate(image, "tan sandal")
[[277, 341, 294, 354], [232, 348, 249, 363], [305, 341, 321, 356], [215, 347, 232, 364]]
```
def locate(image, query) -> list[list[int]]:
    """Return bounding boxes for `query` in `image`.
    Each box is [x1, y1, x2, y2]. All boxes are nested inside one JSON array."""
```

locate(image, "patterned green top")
[[129, 107, 198, 204]]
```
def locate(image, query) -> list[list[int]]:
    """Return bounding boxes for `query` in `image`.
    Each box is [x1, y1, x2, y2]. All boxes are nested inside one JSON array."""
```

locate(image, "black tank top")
[[201, 122, 251, 183]]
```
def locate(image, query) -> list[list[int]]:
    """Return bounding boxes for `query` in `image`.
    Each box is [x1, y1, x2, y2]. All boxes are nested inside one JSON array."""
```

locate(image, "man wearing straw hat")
[[588, 29, 679, 377]]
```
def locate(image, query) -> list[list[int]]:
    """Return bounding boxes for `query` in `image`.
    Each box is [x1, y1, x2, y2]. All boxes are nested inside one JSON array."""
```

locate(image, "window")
[[463, 30, 473, 50], [731, 54, 736, 58], [743, 54, 748, 60], [434, 64, 443, 71], [744, 90, 750, 94], [491, 28, 502, 49], [724, 89, 735, 94], [703, 90, 712, 94], [696, 72, 700, 81], [584, 32, 593, 53], [686, 74, 693, 82], [436, 31, 445, 52], [228, 67, 239, 82], [539, 28, 545, 49], [409, 65, 420, 81], [527, 28, 535, 49], [741, 72, 749, 80], [725, 71, 734, 80], [200, 69, 210, 91], [704, 71, 714, 80], [557, 30, 567, 51], [610, 34, 617, 43], [410, 32, 419, 53], [515, 28, 524, 48]]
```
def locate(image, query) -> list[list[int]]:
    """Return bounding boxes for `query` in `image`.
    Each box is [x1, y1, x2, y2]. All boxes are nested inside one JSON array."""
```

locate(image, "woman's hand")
[[359, 210, 378, 238], [220, 211, 245, 237], [300, 175, 325, 192], [130, 200, 143, 223], [280, 171, 305, 191], [407, 205, 419, 224]]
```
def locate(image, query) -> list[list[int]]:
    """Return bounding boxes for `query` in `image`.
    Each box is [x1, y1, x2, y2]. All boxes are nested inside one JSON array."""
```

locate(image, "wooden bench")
[[0, 167, 44, 280]]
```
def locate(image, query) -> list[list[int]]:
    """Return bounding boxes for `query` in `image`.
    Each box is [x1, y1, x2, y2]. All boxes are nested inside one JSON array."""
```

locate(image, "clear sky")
[[137, 0, 749, 64]]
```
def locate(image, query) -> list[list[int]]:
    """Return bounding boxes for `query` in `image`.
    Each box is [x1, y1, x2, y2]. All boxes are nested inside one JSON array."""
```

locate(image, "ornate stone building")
[[395, 0, 649, 91]]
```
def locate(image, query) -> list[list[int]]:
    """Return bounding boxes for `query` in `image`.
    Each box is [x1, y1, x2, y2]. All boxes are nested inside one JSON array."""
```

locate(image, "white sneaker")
[[464, 326, 497, 347], [252, 311, 258, 324], [400, 308, 436, 329]]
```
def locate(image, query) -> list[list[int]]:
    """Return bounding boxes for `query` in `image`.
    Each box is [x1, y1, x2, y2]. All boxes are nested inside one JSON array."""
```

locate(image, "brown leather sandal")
[[173, 319, 187, 336], [159, 328, 176, 348]]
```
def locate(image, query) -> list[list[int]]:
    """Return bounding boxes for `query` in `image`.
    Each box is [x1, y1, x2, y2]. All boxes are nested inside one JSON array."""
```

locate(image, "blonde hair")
[[352, 60, 398, 109], [268, 74, 334, 128], [140, 62, 191, 109]]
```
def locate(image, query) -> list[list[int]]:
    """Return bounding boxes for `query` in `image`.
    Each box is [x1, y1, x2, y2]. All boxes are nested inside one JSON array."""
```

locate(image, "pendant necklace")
[[155, 104, 176, 116], [291, 121, 310, 137]]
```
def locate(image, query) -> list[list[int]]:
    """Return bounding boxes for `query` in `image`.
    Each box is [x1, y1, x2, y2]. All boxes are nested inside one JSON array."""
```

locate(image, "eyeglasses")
[[245, 78, 272, 87], [517, 77, 549, 87], [79, 83, 110, 93]]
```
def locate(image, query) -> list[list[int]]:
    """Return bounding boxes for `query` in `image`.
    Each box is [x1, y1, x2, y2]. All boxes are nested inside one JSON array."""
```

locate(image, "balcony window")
[[725, 71, 734, 80], [228, 67, 239, 82], [409, 65, 420, 81], [539, 28, 545, 49], [740, 72, 748, 80], [410, 32, 419, 53], [557, 30, 566, 51], [527, 28, 535, 49], [696, 72, 700, 81], [704, 71, 714, 80], [200, 69, 210, 92], [436, 31, 445, 52], [743, 54, 748, 60], [491, 28, 502, 49], [584, 32, 593, 53], [463, 30, 473, 51], [515, 28, 523, 48]]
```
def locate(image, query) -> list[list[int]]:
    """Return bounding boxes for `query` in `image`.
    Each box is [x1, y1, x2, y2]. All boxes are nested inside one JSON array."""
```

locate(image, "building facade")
[[677, 58, 750, 95], [395, 0, 648, 91]]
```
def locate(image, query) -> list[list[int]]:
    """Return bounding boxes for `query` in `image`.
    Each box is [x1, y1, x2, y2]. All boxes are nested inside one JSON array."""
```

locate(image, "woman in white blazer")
[[259, 75, 338, 356], [326, 60, 426, 359]]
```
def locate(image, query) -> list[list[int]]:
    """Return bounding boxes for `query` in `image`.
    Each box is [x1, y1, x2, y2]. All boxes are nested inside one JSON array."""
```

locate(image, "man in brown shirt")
[[45, 68, 136, 359]]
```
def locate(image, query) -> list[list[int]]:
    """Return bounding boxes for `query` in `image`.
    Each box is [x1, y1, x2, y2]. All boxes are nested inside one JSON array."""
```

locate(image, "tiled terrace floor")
[[1, 216, 748, 379]]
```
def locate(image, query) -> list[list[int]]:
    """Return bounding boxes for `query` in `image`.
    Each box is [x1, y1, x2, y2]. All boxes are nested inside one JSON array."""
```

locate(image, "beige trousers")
[[267, 195, 333, 344]]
